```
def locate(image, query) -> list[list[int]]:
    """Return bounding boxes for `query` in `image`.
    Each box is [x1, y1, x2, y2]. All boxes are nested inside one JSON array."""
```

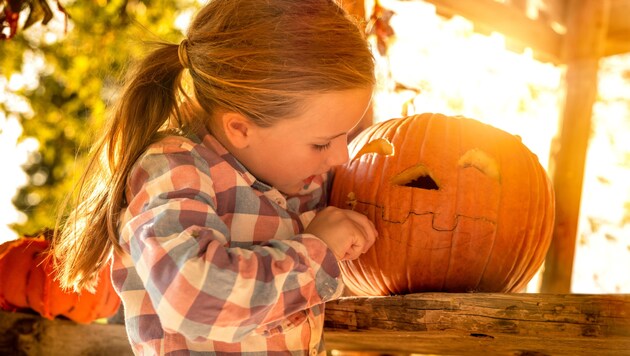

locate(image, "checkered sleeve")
[[119, 139, 342, 343]]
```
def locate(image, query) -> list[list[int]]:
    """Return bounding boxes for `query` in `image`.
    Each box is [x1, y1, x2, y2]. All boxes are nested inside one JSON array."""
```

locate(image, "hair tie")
[[178, 39, 190, 69]]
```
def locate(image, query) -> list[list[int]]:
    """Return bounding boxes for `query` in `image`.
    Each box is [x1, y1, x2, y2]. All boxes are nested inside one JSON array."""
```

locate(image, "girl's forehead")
[[300, 88, 373, 119], [289, 89, 372, 133]]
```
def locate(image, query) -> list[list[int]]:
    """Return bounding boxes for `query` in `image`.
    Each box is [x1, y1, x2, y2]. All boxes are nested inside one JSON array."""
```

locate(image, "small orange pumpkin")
[[0, 232, 120, 323], [330, 113, 555, 295]]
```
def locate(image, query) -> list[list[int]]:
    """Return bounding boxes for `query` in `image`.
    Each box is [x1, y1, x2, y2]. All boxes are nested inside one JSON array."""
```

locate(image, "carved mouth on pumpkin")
[[360, 203, 496, 249], [350, 198, 496, 230], [346, 192, 496, 230]]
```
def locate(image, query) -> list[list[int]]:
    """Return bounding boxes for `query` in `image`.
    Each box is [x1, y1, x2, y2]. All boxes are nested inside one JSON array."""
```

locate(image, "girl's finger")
[[344, 210, 377, 251]]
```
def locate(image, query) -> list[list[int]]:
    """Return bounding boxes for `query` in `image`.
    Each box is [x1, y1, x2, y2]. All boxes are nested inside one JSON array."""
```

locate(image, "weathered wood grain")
[[2, 293, 628, 355], [0, 310, 131, 356], [324, 293, 630, 355]]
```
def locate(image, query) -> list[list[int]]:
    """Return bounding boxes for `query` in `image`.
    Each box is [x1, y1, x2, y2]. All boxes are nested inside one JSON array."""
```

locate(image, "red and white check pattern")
[[112, 125, 343, 355]]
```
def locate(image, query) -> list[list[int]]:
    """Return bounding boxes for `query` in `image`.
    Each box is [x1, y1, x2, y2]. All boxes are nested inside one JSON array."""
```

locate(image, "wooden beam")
[[324, 293, 630, 354], [541, 0, 610, 294], [0, 310, 132, 355], [605, 36, 630, 58], [421, 0, 564, 64], [2, 292, 629, 355], [605, 0, 630, 56]]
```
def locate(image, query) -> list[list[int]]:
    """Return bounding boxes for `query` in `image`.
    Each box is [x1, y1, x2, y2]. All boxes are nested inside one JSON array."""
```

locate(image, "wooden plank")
[[0, 310, 132, 356], [421, 0, 564, 64], [605, 0, 630, 56], [2, 292, 629, 355], [326, 330, 630, 355], [606, 36, 630, 58], [540, 0, 611, 294], [324, 293, 630, 354]]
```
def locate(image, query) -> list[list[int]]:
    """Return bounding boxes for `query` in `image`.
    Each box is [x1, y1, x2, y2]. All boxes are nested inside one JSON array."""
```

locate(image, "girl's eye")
[[313, 142, 331, 151]]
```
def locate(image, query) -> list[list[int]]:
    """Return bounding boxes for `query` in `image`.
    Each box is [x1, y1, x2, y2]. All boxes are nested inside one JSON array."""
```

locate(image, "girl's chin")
[[274, 183, 297, 195], [278, 178, 314, 196]]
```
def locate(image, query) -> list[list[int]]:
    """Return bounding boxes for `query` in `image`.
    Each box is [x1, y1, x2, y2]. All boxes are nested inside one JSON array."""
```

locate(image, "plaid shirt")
[[112, 125, 344, 355]]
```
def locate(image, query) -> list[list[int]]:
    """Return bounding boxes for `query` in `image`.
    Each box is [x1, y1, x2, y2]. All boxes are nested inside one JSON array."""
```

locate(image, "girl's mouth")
[[302, 175, 316, 187]]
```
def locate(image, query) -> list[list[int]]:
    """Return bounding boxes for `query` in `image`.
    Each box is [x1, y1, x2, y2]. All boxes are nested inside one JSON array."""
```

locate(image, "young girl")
[[52, 0, 377, 354]]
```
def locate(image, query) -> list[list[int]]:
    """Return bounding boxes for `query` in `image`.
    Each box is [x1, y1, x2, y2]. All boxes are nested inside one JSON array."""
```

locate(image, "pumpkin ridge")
[[474, 210, 502, 291], [466, 127, 505, 292], [0, 235, 121, 322], [482, 136, 537, 292], [502, 145, 538, 291], [24, 251, 39, 310], [508, 153, 554, 291]]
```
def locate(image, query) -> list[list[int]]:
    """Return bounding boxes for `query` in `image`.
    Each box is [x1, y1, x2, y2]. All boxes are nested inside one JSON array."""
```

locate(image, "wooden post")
[[540, 0, 610, 293]]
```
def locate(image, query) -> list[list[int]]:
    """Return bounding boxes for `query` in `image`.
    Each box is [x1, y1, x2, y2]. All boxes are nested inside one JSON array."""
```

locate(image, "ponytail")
[[53, 42, 187, 291]]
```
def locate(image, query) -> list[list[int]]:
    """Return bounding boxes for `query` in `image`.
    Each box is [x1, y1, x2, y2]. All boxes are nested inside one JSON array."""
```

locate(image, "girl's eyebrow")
[[315, 132, 346, 141]]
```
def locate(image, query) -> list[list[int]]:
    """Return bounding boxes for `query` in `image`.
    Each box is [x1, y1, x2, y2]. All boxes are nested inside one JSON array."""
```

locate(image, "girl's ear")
[[220, 112, 255, 149]]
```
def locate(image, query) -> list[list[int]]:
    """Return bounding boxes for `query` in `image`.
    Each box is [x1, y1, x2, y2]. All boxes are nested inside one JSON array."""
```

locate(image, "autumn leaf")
[[1, 0, 68, 40], [366, 0, 396, 56]]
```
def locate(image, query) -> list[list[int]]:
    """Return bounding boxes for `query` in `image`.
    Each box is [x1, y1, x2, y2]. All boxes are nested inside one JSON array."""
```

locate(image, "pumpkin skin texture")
[[329, 113, 555, 296], [0, 233, 121, 323]]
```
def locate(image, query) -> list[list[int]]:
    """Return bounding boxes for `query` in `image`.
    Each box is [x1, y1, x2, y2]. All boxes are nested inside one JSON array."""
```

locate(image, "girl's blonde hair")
[[53, 0, 375, 291]]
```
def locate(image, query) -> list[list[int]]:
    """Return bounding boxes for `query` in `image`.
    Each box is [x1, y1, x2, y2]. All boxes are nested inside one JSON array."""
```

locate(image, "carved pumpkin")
[[330, 113, 555, 295], [0, 232, 120, 323]]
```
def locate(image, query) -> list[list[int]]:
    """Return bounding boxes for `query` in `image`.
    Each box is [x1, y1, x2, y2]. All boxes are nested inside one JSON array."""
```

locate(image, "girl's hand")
[[304, 206, 377, 261]]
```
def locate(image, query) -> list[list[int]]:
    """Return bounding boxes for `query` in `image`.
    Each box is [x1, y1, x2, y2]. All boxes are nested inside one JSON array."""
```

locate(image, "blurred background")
[[1, 0, 629, 294]]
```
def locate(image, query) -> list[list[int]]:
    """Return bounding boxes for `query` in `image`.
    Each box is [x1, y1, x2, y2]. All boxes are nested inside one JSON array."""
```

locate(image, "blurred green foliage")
[[1, 0, 197, 235]]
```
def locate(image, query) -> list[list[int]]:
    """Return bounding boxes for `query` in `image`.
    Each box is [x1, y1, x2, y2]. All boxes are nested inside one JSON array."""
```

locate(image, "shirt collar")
[[192, 124, 273, 192]]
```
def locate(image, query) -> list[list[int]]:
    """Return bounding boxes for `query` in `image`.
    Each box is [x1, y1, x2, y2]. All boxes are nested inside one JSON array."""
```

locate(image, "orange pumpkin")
[[0, 232, 120, 323], [330, 113, 555, 295]]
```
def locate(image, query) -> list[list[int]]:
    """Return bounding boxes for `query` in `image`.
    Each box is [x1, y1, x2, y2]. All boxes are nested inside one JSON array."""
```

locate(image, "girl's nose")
[[326, 137, 350, 167]]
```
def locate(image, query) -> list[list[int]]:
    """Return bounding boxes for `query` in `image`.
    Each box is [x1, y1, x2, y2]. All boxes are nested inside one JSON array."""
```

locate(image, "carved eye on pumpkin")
[[353, 139, 500, 191], [352, 137, 395, 160], [391, 164, 439, 190], [388, 148, 499, 191], [458, 148, 501, 182]]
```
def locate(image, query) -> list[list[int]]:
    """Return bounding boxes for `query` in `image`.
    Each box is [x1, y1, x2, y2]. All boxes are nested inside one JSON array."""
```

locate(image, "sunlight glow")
[[0, 111, 33, 243], [2, 0, 629, 294], [0, 50, 46, 244], [370, 0, 561, 171], [572, 54, 630, 293], [368, 0, 630, 293]]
